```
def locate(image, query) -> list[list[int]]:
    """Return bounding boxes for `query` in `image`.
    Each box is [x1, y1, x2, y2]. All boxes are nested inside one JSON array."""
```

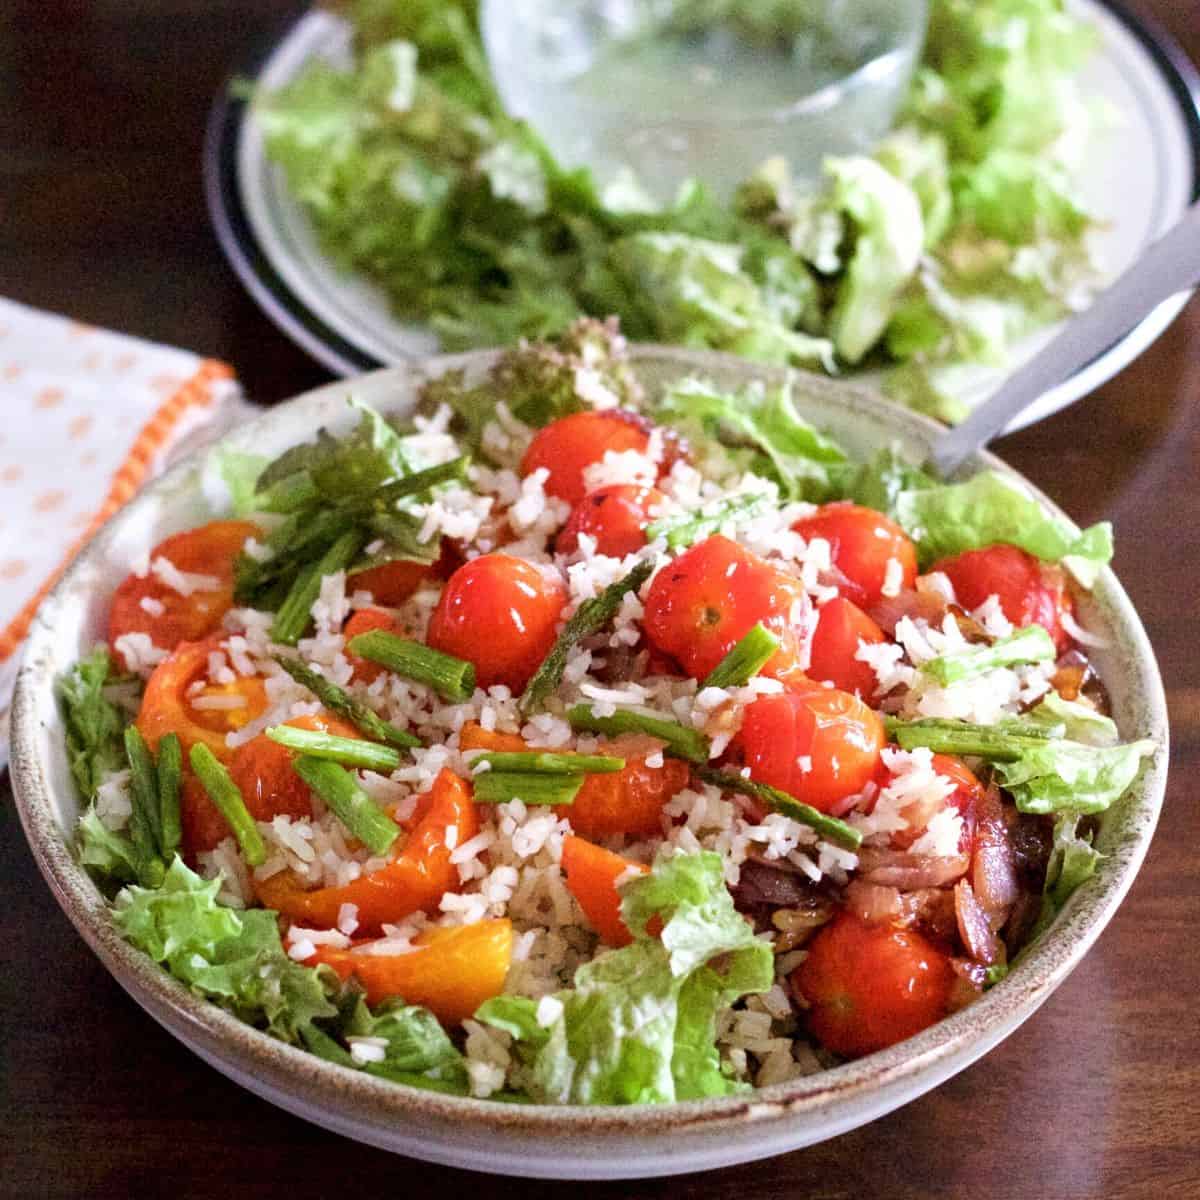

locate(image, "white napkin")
[[0, 297, 247, 707]]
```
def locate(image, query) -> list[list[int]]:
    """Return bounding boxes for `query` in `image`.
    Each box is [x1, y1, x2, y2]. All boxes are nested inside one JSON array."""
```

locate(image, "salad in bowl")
[[44, 321, 1156, 1117]]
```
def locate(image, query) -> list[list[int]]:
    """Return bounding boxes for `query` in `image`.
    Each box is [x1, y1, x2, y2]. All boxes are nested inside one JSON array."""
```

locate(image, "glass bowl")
[[481, 0, 929, 206]]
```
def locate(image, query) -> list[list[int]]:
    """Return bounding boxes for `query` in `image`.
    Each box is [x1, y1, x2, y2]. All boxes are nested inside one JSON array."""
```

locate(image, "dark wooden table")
[[2, 3, 1197, 1197]]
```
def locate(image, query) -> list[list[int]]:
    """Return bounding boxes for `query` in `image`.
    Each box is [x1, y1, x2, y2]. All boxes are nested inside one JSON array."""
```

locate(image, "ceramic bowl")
[[10, 348, 1168, 1179]]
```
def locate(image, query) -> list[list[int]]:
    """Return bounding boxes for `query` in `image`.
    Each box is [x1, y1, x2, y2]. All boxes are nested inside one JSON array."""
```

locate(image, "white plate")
[[206, 0, 1200, 428]]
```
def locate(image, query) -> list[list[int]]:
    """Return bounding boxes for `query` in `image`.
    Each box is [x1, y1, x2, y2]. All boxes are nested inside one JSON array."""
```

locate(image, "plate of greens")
[[206, 0, 1200, 425]]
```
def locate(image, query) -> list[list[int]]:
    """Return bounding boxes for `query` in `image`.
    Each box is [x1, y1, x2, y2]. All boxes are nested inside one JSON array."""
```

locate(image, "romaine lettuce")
[[57, 648, 130, 801], [478, 851, 773, 1104], [893, 470, 1113, 585]]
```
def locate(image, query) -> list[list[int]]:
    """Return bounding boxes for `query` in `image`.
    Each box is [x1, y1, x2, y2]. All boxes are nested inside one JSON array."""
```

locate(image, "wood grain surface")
[[1, 3, 1196, 1197]]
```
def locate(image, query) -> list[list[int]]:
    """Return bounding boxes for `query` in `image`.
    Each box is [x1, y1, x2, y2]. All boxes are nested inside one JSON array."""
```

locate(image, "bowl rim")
[[9, 344, 1169, 1139]]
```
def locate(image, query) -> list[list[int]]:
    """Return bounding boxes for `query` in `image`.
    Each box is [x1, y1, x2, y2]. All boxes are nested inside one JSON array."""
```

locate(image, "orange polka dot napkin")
[[0, 297, 246, 707]]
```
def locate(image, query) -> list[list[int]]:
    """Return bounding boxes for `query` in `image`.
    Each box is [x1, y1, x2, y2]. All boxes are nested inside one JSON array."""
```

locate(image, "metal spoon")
[[931, 200, 1200, 478]]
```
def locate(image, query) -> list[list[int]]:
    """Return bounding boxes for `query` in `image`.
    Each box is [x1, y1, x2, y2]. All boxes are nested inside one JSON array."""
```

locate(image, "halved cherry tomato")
[[228, 712, 364, 825], [556, 484, 667, 558], [561, 835, 648, 947], [179, 712, 360, 858], [931, 544, 1074, 651], [108, 520, 259, 669], [426, 554, 566, 692], [135, 636, 268, 760], [808, 596, 886, 698], [307, 920, 513, 1025], [343, 608, 405, 683], [791, 503, 916, 608], [740, 689, 885, 813], [254, 768, 479, 934], [180, 773, 232, 857], [642, 535, 810, 686], [346, 559, 431, 607], [792, 911, 955, 1058], [564, 755, 690, 839], [520, 411, 652, 505]]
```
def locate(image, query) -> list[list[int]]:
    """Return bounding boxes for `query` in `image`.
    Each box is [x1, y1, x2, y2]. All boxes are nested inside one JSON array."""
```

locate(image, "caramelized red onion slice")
[[973, 787, 1021, 923], [954, 879, 1001, 965], [856, 846, 971, 890], [844, 880, 902, 924]]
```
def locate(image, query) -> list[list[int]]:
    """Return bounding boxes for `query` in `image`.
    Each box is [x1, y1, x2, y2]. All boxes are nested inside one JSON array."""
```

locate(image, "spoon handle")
[[931, 200, 1200, 477]]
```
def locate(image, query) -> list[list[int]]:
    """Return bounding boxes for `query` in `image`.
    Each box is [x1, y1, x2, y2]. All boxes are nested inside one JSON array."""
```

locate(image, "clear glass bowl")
[[482, 0, 929, 207]]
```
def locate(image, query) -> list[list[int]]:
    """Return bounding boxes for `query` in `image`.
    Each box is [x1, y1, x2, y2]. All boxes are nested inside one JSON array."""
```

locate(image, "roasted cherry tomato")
[[426, 553, 566, 692], [555, 484, 666, 558], [930, 544, 1074, 651], [307, 920, 513, 1025], [564, 754, 691, 839], [108, 520, 259, 668], [642, 535, 809, 686], [136, 636, 268, 760], [228, 712, 364, 825], [875, 751, 982, 854], [520, 411, 652, 505], [791, 503, 916, 608], [740, 688, 885, 813], [807, 596, 887, 698], [254, 768, 479, 933], [792, 911, 955, 1058], [343, 607, 405, 683], [179, 773, 232, 857], [346, 558, 431, 607], [561, 835, 648, 947]]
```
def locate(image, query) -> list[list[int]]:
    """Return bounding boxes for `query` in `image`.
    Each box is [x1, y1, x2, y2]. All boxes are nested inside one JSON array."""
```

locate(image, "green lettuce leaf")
[[1028, 692, 1119, 747], [842, 445, 938, 517], [341, 993, 470, 1090], [57, 648, 130, 802], [77, 804, 139, 885], [655, 376, 849, 500], [477, 851, 773, 1105], [893, 470, 1113, 584], [1028, 811, 1102, 941], [609, 232, 834, 368], [824, 157, 924, 364], [114, 858, 337, 1042], [995, 738, 1155, 816]]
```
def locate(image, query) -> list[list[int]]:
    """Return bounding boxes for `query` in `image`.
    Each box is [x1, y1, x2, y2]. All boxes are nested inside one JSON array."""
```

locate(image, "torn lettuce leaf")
[[57, 648, 131, 802], [893, 469, 1113, 584], [995, 737, 1155, 816], [1028, 811, 1103, 941], [1028, 692, 1119, 747], [477, 851, 773, 1105], [824, 157, 925, 364], [608, 232, 834, 368], [77, 803, 140, 885], [654, 376, 849, 501]]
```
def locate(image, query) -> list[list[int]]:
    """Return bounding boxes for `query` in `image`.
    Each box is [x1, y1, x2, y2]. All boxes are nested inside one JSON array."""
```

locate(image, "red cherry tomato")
[[563, 754, 691, 839], [347, 559, 431, 607], [520, 411, 652, 505], [791, 503, 916, 608], [343, 607, 405, 683], [108, 520, 260, 669], [740, 689, 885, 813], [808, 596, 886, 698], [556, 484, 666, 558], [792, 911, 955, 1058], [642, 535, 809, 686], [426, 554, 566, 691], [228, 712, 363, 827], [930, 544, 1074, 651]]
